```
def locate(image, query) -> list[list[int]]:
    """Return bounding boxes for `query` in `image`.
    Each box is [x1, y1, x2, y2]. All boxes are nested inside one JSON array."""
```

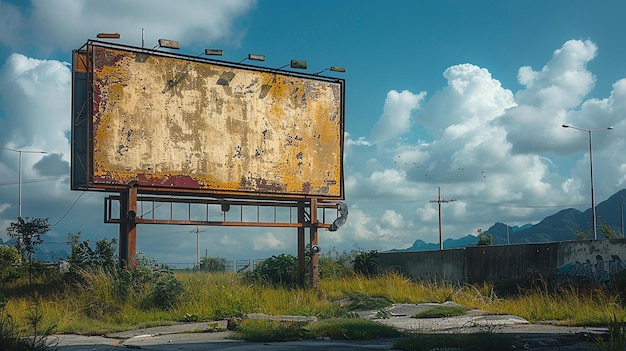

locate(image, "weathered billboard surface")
[[72, 41, 345, 199]]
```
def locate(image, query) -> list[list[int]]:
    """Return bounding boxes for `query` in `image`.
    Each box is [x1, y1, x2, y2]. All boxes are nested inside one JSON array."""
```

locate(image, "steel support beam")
[[297, 201, 306, 287], [119, 183, 138, 267], [310, 198, 319, 288]]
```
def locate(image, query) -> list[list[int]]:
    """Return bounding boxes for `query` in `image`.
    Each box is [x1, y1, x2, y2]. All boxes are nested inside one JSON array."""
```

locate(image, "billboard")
[[72, 41, 345, 199]]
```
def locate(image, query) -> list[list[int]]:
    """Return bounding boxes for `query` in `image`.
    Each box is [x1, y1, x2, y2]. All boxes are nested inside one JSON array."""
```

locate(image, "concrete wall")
[[377, 239, 626, 284]]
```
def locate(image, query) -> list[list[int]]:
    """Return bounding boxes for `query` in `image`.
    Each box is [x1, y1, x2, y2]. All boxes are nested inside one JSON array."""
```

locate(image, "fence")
[[376, 239, 626, 285]]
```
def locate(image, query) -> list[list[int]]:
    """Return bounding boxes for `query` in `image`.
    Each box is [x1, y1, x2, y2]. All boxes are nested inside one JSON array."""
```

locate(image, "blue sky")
[[1, 0, 625, 267]]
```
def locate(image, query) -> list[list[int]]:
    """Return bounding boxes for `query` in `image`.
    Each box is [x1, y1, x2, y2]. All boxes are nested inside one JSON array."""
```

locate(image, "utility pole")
[[430, 187, 456, 250], [191, 226, 205, 269]]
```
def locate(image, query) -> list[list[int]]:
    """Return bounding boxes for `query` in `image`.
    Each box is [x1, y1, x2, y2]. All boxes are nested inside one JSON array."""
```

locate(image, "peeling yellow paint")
[[90, 44, 344, 198]]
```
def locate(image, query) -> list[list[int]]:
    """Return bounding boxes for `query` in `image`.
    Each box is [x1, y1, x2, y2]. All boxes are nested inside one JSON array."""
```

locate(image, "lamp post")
[[0, 146, 48, 218], [562, 124, 613, 239]]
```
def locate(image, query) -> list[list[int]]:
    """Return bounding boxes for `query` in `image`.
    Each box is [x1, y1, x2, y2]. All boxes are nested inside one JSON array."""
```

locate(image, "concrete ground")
[[48, 302, 608, 350]]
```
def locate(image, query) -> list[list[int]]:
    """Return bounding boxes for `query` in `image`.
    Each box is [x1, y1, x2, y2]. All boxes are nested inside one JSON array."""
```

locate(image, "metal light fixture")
[[203, 49, 223, 56], [562, 124, 614, 240], [221, 203, 231, 212], [329, 203, 348, 231], [277, 60, 308, 70], [313, 66, 346, 75], [96, 33, 120, 39], [290, 60, 307, 69], [154, 38, 180, 50], [239, 54, 266, 63]]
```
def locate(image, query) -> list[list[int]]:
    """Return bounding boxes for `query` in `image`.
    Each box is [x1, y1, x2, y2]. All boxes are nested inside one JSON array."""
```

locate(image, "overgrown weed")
[[3, 267, 626, 336], [596, 313, 626, 351]]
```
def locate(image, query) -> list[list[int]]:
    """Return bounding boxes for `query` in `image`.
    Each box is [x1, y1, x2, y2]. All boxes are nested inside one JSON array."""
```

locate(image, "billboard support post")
[[310, 198, 319, 288], [297, 201, 306, 287], [119, 182, 138, 267]]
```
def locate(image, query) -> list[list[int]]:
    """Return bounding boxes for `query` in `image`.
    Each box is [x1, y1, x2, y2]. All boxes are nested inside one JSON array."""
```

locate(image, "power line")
[[339, 197, 587, 209], [50, 191, 86, 229], [0, 175, 68, 186]]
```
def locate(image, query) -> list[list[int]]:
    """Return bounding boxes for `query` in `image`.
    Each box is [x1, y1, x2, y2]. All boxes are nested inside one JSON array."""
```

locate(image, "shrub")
[[352, 250, 378, 276], [198, 257, 226, 272], [76, 254, 185, 316], [146, 271, 184, 310], [118, 255, 184, 310], [247, 254, 298, 287], [0, 246, 21, 289], [0, 298, 56, 351], [476, 229, 492, 245], [319, 248, 353, 279], [66, 232, 117, 284], [0, 310, 28, 351]]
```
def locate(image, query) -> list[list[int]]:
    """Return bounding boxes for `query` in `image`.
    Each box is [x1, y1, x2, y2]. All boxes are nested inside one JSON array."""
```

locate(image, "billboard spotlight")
[[314, 66, 346, 75], [290, 60, 307, 69], [240, 54, 266, 63], [97, 33, 120, 39], [204, 49, 223, 56], [156, 38, 180, 50]]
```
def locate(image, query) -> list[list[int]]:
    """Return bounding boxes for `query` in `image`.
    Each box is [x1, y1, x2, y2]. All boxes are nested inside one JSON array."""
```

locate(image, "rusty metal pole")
[[119, 182, 138, 268], [297, 201, 306, 287], [309, 198, 319, 288], [119, 190, 128, 267], [127, 184, 138, 267]]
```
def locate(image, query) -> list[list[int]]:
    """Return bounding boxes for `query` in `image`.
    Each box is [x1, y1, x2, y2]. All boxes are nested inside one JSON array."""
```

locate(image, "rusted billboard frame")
[[72, 40, 345, 200], [71, 40, 346, 287], [112, 184, 335, 286]]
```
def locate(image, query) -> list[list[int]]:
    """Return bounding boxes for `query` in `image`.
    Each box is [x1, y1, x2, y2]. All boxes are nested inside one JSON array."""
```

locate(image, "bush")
[[247, 254, 298, 287], [352, 250, 378, 276], [76, 254, 185, 316], [146, 271, 184, 310], [0, 246, 21, 289], [319, 248, 353, 279], [198, 257, 226, 272], [118, 255, 184, 310], [66, 232, 117, 284]]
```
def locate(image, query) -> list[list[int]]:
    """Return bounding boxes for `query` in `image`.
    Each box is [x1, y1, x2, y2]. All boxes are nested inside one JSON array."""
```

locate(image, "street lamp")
[[0, 146, 48, 218], [562, 124, 614, 239]]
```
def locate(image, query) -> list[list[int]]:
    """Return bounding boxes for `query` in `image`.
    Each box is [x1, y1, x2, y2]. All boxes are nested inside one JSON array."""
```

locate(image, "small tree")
[[250, 254, 298, 286], [476, 229, 492, 246], [67, 232, 117, 280], [0, 246, 20, 289], [6, 217, 50, 284], [198, 256, 226, 272]]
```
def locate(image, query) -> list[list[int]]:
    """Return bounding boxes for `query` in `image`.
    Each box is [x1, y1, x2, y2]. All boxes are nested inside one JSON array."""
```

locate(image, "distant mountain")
[[392, 235, 478, 252], [1, 236, 69, 262], [395, 189, 626, 251]]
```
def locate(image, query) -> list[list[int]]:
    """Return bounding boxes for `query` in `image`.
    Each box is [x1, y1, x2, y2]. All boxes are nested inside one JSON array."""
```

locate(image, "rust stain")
[[90, 44, 343, 198]]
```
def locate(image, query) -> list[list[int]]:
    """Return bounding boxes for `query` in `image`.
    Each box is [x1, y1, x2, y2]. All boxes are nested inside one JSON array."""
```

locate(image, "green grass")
[[412, 305, 469, 318], [305, 318, 405, 340], [3, 269, 626, 337], [233, 318, 405, 342], [232, 319, 309, 342]]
